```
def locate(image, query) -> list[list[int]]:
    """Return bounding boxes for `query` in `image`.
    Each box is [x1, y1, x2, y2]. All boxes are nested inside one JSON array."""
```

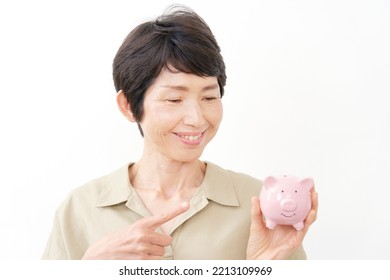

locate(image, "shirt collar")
[[95, 161, 240, 208], [95, 164, 133, 207], [202, 161, 240, 207]]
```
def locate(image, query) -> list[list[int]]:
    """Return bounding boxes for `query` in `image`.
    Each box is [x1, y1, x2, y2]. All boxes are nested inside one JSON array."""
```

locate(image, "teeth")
[[180, 134, 201, 141]]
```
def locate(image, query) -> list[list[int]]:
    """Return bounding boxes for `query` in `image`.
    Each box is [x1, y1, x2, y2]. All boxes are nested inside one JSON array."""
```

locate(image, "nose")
[[183, 101, 204, 127], [281, 197, 297, 212]]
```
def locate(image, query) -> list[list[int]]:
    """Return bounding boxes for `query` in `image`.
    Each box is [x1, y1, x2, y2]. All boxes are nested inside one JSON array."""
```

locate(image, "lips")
[[174, 131, 205, 145]]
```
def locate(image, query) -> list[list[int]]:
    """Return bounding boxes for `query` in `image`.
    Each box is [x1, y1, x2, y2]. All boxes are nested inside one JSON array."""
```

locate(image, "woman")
[[42, 6, 318, 260]]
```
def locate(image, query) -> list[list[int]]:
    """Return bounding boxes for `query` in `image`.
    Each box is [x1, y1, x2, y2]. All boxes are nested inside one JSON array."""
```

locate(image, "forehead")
[[151, 67, 219, 92]]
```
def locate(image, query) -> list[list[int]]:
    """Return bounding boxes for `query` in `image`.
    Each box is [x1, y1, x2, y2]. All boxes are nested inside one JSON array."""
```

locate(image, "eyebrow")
[[160, 83, 219, 92]]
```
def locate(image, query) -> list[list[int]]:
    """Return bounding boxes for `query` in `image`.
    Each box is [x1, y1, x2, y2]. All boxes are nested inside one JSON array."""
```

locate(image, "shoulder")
[[205, 161, 263, 198], [57, 164, 131, 213], [43, 164, 132, 259]]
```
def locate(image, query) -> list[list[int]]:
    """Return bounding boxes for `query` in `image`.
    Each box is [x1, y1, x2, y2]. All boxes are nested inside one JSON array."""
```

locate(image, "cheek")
[[145, 104, 177, 124], [208, 103, 223, 126]]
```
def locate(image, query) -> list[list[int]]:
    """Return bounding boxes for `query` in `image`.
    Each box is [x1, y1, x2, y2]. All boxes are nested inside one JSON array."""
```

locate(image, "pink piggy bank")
[[260, 175, 314, 230]]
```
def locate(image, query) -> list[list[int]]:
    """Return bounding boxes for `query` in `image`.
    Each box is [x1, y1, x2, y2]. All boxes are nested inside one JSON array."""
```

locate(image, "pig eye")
[[281, 190, 284, 193], [295, 190, 298, 193]]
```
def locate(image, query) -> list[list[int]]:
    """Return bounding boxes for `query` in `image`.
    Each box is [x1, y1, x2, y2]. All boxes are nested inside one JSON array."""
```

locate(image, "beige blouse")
[[42, 161, 306, 259]]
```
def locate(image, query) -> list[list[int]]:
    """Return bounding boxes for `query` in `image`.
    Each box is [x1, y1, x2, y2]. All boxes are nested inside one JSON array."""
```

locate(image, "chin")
[[171, 150, 204, 163]]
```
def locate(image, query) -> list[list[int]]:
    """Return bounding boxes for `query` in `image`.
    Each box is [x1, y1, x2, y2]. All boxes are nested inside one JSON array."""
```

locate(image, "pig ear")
[[300, 177, 314, 191], [264, 176, 277, 190]]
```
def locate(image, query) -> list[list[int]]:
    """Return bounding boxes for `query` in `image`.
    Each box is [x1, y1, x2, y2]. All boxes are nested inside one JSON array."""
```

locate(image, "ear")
[[263, 176, 277, 190], [116, 90, 136, 122], [300, 177, 314, 191]]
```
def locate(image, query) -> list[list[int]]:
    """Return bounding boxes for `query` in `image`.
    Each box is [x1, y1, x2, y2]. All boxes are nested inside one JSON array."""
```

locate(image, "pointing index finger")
[[142, 202, 190, 230]]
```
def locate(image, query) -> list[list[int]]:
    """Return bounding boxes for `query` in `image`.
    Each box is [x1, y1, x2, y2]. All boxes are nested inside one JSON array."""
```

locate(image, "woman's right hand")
[[82, 202, 189, 260]]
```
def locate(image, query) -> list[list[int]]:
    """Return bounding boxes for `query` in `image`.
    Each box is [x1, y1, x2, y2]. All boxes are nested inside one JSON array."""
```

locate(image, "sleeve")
[[41, 210, 69, 260]]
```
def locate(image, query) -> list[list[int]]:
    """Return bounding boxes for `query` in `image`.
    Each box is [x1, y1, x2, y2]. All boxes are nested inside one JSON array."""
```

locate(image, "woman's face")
[[140, 67, 223, 163]]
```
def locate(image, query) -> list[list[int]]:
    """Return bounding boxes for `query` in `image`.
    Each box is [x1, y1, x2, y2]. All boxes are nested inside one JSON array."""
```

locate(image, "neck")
[[130, 155, 206, 198]]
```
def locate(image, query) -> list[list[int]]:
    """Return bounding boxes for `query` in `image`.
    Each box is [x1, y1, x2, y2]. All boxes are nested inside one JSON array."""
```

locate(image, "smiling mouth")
[[174, 131, 205, 144], [281, 213, 296, 218], [177, 134, 202, 141]]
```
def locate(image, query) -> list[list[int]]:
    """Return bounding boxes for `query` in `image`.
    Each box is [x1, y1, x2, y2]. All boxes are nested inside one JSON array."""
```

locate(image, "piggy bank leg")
[[265, 220, 277, 229], [293, 222, 304, 230]]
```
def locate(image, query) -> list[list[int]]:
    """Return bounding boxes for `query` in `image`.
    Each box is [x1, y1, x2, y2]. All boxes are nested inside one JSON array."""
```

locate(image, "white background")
[[0, 0, 389, 260]]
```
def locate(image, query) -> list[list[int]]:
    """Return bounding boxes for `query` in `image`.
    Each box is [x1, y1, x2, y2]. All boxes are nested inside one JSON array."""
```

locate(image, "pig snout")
[[281, 197, 297, 212]]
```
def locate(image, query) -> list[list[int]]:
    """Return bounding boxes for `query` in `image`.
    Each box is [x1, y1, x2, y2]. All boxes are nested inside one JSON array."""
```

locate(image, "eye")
[[167, 99, 182, 103], [295, 190, 298, 193], [203, 96, 218, 102], [281, 190, 284, 193]]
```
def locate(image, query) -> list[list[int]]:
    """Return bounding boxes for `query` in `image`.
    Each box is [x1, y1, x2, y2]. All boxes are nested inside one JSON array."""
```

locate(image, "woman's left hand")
[[246, 189, 318, 260]]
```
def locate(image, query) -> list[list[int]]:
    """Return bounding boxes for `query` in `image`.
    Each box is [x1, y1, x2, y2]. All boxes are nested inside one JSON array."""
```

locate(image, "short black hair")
[[113, 5, 226, 126]]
